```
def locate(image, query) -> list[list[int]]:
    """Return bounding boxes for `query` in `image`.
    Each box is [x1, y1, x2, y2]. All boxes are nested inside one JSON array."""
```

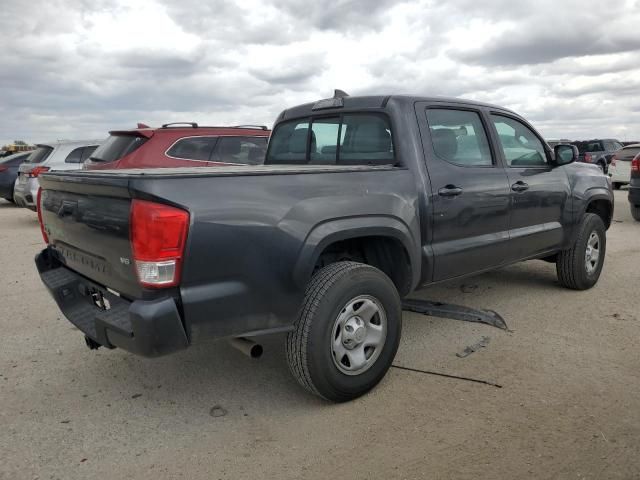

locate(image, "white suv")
[[14, 139, 102, 210], [609, 144, 640, 189]]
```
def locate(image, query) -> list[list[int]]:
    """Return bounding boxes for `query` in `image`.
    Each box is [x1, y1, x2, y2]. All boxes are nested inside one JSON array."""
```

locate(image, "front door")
[[487, 113, 570, 260], [417, 104, 511, 281]]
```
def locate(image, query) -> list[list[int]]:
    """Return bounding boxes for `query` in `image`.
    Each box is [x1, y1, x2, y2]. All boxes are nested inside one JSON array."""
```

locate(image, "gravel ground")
[[0, 191, 638, 479]]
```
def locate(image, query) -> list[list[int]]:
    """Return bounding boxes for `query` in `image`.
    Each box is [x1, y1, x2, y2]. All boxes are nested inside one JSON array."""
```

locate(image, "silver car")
[[14, 139, 102, 211]]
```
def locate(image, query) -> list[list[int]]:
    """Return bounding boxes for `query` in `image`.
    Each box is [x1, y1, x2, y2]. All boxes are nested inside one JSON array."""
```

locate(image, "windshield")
[[90, 134, 147, 163], [26, 146, 54, 164]]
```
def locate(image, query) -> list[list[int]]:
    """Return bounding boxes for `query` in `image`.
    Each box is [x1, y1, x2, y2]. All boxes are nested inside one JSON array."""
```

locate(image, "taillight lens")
[[28, 166, 50, 178], [632, 155, 640, 172], [37, 188, 49, 244], [0, 165, 8, 173], [584, 153, 592, 163], [130, 199, 189, 288]]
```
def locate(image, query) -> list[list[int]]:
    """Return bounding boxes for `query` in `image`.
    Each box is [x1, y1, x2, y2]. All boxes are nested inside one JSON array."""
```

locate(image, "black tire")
[[613, 182, 622, 190], [631, 205, 640, 222], [286, 261, 402, 402], [556, 213, 606, 290]]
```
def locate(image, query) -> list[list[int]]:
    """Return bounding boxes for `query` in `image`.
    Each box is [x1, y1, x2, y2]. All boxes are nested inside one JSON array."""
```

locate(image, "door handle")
[[438, 185, 463, 197], [511, 181, 529, 192]]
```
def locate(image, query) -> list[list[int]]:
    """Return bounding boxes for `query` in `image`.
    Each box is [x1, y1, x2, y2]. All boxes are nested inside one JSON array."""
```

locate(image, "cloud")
[[1, 0, 640, 146]]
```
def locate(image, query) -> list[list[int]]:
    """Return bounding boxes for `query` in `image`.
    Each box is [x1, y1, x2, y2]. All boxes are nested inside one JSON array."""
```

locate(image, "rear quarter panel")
[[127, 168, 420, 341]]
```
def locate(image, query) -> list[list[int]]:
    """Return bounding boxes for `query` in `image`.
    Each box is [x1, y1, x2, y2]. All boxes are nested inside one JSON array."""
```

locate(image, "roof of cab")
[[278, 94, 517, 121]]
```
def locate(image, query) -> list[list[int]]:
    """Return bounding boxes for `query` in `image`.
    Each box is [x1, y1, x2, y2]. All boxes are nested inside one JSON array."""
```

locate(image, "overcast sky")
[[2, 0, 640, 147]]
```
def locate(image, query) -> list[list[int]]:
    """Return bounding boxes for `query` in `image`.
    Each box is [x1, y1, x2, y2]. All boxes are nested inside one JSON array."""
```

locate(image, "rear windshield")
[[90, 134, 147, 163], [26, 146, 54, 164], [266, 114, 394, 166], [574, 141, 604, 153]]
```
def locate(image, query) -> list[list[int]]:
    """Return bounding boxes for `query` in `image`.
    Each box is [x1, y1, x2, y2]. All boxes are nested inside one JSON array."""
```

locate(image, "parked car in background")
[[0, 151, 31, 202], [84, 123, 270, 170], [629, 153, 640, 221], [609, 143, 640, 189], [573, 139, 624, 173], [14, 140, 101, 211], [35, 93, 613, 402]]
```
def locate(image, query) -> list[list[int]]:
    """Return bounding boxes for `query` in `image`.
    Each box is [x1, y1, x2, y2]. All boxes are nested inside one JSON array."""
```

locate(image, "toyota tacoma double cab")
[[35, 93, 613, 402]]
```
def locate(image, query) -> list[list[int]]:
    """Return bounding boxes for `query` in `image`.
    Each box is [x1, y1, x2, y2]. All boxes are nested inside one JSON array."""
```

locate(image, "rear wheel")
[[613, 182, 622, 190], [631, 205, 640, 222], [556, 213, 606, 290], [286, 261, 402, 402]]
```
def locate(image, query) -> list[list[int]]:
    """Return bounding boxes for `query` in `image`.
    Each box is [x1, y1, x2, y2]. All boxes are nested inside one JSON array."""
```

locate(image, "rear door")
[[416, 102, 511, 281], [487, 113, 570, 259]]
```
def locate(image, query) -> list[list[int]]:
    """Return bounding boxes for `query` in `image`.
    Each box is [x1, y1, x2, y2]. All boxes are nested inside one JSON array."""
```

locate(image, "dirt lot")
[[1, 191, 638, 480]]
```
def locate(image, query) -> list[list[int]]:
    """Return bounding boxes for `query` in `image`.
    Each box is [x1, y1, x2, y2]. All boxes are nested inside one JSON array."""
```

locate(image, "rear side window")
[[26, 146, 53, 164], [266, 114, 394, 166], [81, 146, 98, 162], [64, 147, 85, 163], [426, 109, 493, 166], [212, 136, 268, 165], [166, 136, 218, 161], [90, 135, 147, 163]]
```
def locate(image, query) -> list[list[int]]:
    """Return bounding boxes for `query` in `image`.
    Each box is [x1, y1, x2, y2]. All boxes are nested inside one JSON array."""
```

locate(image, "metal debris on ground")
[[402, 298, 509, 331], [456, 336, 490, 358], [391, 364, 502, 388]]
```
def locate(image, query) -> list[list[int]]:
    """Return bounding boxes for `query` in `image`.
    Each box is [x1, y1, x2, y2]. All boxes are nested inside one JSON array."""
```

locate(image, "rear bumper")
[[36, 248, 189, 357], [13, 179, 37, 210]]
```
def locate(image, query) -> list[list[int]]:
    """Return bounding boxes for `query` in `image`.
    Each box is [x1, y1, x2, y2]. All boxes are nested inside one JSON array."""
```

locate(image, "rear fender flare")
[[292, 216, 419, 290]]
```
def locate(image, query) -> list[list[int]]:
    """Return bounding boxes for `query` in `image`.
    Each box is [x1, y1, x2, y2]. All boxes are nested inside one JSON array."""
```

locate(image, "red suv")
[[85, 123, 270, 170]]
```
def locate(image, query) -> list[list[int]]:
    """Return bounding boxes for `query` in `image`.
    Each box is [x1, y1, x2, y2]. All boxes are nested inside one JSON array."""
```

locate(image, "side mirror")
[[553, 144, 578, 166]]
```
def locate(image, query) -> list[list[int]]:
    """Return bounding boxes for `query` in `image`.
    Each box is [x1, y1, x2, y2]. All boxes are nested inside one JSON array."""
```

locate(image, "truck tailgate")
[[39, 174, 143, 299]]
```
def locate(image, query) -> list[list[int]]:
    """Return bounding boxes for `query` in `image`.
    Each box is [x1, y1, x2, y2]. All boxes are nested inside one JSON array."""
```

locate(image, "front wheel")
[[556, 213, 606, 290], [286, 261, 402, 402], [631, 205, 640, 222]]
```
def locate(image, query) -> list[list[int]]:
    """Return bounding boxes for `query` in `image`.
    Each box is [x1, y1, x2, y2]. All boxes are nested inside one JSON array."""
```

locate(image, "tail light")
[[28, 166, 50, 178], [130, 199, 189, 288], [610, 155, 617, 167], [37, 188, 49, 244], [632, 155, 640, 172], [584, 153, 592, 163], [0, 165, 8, 173]]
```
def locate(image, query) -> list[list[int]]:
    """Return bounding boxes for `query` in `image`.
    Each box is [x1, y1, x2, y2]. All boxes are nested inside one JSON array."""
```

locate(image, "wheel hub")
[[341, 317, 366, 349], [585, 231, 600, 274], [331, 295, 388, 376]]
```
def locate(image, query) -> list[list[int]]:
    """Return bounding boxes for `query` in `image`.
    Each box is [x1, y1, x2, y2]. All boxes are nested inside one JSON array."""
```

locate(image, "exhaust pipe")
[[229, 337, 263, 359]]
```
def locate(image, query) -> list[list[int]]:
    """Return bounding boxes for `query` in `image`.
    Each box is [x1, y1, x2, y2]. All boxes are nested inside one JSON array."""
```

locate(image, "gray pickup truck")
[[574, 138, 624, 174], [35, 94, 613, 402]]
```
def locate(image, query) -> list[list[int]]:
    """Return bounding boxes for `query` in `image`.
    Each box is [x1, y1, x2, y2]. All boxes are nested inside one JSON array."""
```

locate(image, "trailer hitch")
[[402, 298, 509, 331]]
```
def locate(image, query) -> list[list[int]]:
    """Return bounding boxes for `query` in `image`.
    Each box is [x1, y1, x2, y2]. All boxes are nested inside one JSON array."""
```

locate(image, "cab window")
[[491, 115, 548, 167], [266, 114, 394, 166]]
